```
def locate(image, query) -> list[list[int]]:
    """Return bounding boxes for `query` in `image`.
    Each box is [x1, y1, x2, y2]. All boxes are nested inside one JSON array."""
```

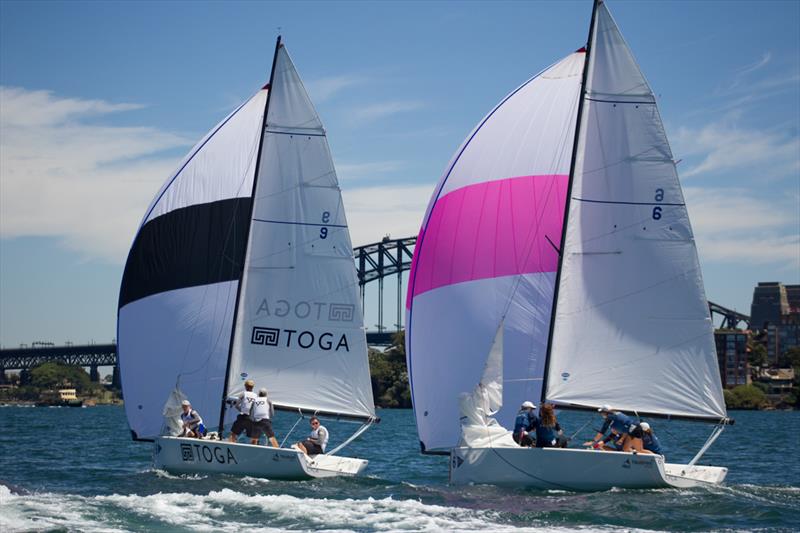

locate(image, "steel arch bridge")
[[1, 235, 747, 373]]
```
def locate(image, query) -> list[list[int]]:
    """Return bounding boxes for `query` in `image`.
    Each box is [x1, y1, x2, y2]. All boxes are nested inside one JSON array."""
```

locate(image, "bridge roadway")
[[0, 236, 747, 375]]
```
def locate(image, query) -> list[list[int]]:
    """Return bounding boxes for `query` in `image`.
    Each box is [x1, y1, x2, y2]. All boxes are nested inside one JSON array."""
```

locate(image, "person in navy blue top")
[[513, 401, 538, 447], [629, 422, 663, 455], [584, 405, 635, 450], [535, 404, 567, 448]]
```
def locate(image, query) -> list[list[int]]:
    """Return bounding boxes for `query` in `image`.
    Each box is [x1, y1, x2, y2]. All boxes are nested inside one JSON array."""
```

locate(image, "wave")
[[0, 486, 656, 533]]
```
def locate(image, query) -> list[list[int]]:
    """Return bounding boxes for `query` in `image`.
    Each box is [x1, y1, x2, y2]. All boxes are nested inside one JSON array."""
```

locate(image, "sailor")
[[535, 404, 566, 448], [227, 379, 257, 443], [584, 405, 635, 450], [249, 388, 279, 447], [296, 416, 328, 456], [513, 401, 538, 447], [179, 400, 205, 438], [630, 422, 663, 455]]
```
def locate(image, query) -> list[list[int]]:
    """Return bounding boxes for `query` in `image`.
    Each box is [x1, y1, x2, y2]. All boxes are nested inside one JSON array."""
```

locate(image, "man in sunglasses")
[[296, 416, 329, 456]]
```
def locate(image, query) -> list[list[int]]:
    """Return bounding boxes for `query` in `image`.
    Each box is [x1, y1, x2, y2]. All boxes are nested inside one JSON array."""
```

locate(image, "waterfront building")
[[750, 282, 789, 330], [714, 330, 750, 388], [785, 284, 800, 313], [757, 368, 795, 397]]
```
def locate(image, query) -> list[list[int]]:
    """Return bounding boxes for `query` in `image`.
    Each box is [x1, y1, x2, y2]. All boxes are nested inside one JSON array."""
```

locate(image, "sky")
[[1, 0, 798, 348]]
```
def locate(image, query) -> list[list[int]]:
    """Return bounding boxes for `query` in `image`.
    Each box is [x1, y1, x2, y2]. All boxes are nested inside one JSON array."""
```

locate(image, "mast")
[[217, 35, 283, 434], [540, 0, 600, 405]]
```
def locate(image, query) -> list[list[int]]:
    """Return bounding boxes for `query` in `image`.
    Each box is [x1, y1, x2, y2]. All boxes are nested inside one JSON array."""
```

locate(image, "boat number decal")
[[652, 188, 664, 220], [320, 211, 330, 239], [251, 326, 350, 352], [180, 443, 238, 465]]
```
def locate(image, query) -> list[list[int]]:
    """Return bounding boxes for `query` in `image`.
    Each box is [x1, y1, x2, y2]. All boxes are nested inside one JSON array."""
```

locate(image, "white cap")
[[639, 422, 651, 432], [521, 401, 536, 409], [598, 404, 612, 413], [181, 400, 190, 406]]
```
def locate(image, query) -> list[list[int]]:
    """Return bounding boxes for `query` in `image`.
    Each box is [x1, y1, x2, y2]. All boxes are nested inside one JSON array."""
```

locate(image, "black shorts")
[[302, 439, 324, 455], [248, 419, 274, 439], [231, 414, 252, 436]]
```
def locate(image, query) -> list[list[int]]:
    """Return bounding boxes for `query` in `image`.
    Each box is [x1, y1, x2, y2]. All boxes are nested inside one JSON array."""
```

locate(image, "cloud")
[[342, 184, 432, 247], [673, 120, 799, 180], [336, 160, 404, 183], [0, 86, 191, 263], [684, 187, 799, 267], [305, 75, 365, 103], [351, 100, 425, 123]]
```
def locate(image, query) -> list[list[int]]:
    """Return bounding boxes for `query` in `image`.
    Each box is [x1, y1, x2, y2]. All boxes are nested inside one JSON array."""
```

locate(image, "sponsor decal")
[[251, 326, 349, 352], [255, 299, 355, 322], [452, 455, 464, 469], [561, 372, 570, 381], [180, 443, 238, 465]]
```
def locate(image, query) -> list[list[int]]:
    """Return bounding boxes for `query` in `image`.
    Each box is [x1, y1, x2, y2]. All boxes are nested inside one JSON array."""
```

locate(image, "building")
[[714, 330, 750, 388], [757, 368, 795, 397], [786, 284, 800, 313], [750, 282, 789, 330]]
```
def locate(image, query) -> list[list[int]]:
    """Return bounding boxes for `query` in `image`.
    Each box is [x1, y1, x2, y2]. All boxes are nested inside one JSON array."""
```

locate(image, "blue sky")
[[1, 0, 798, 348]]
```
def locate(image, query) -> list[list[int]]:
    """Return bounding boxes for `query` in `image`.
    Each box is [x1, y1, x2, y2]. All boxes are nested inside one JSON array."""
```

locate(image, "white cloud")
[[0, 86, 191, 263], [674, 121, 799, 179], [351, 100, 424, 123], [336, 160, 404, 183], [684, 187, 799, 267], [305, 75, 365, 103], [342, 184, 432, 247]]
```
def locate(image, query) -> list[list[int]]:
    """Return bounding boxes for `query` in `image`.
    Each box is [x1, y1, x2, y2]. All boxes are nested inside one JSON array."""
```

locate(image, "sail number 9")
[[652, 189, 664, 220], [320, 211, 330, 239]]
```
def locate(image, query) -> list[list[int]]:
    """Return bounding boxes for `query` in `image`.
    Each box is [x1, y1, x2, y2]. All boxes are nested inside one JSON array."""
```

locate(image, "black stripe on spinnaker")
[[119, 197, 252, 308]]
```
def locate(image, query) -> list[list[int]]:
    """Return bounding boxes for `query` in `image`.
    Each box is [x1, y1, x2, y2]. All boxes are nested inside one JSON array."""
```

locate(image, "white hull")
[[154, 437, 368, 480], [450, 446, 726, 491]]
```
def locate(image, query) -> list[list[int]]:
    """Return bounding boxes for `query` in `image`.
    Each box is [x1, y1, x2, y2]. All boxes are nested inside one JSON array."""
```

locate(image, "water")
[[1, 406, 797, 532]]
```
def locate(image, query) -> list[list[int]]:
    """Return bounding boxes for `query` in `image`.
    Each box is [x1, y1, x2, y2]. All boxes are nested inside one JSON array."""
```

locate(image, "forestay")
[[406, 51, 585, 452], [117, 89, 267, 440], [544, 3, 726, 421], [227, 45, 375, 421]]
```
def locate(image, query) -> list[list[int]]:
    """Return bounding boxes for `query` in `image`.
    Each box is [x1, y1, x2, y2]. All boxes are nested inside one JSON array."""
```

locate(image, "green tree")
[[724, 384, 767, 409], [30, 362, 92, 392], [748, 342, 768, 367], [368, 331, 411, 408]]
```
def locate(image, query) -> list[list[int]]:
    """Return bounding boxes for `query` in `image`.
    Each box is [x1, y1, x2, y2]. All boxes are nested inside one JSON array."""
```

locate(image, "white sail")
[[544, 2, 726, 420], [459, 324, 518, 448], [227, 45, 375, 420], [117, 89, 267, 440]]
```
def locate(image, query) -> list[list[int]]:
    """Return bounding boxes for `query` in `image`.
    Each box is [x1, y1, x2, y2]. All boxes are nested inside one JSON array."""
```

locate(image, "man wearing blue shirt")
[[584, 405, 635, 450], [513, 401, 538, 447]]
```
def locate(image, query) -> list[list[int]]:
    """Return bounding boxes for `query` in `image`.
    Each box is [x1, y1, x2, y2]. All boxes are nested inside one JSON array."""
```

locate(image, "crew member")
[[249, 388, 279, 447], [630, 422, 663, 455], [584, 405, 635, 450], [227, 379, 257, 442], [513, 401, 538, 447], [179, 400, 205, 438], [296, 416, 329, 456], [535, 404, 566, 448]]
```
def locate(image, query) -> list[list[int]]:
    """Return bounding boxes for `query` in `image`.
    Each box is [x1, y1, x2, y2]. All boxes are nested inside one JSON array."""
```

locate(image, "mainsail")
[[225, 44, 375, 421], [543, 2, 727, 421], [406, 51, 584, 452]]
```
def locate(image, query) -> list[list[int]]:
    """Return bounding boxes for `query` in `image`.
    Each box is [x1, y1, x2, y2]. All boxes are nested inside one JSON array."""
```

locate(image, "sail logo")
[[255, 299, 355, 322], [251, 326, 350, 352]]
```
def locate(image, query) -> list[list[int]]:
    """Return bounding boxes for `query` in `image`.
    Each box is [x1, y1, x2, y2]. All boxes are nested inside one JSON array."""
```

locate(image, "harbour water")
[[1, 406, 798, 531]]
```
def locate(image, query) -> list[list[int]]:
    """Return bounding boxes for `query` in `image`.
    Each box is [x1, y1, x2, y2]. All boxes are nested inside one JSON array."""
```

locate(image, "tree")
[[748, 342, 768, 368], [724, 384, 767, 409], [30, 362, 91, 392], [368, 331, 412, 408]]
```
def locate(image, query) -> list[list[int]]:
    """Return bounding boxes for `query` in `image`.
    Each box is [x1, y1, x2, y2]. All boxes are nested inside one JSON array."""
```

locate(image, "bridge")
[[0, 235, 749, 378]]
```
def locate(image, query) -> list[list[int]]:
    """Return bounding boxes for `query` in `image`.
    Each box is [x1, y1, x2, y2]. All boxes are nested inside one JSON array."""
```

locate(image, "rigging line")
[[280, 411, 306, 448], [252, 218, 348, 228], [573, 197, 685, 207]]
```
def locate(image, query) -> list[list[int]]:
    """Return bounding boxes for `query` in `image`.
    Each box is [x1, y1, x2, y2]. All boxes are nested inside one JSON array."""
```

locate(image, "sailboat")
[[405, 0, 731, 490], [117, 37, 377, 480]]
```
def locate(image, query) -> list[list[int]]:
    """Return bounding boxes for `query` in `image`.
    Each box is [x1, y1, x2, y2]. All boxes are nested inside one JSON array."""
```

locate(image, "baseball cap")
[[181, 400, 190, 406], [639, 422, 651, 432], [521, 401, 536, 409], [598, 404, 612, 413]]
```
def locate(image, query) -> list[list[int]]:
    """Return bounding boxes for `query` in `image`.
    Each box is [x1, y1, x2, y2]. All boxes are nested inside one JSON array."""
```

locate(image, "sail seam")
[[573, 197, 685, 207], [252, 218, 348, 228]]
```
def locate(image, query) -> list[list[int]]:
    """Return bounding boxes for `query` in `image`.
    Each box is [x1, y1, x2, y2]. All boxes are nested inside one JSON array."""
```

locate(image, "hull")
[[449, 446, 726, 491], [154, 436, 368, 480]]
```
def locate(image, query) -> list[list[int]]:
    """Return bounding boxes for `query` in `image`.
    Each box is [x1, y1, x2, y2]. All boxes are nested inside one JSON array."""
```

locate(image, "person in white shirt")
[[249, 388, 279, 447], [179, 400, 205, 438], [227, 379, 256, 442], [296, 416, 328, 455]]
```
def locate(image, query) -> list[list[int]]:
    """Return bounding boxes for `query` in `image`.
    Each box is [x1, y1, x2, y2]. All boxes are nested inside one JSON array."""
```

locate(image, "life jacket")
[[535, 423, 558, 447], [513, 410, 537, 436], [310, 425, 329, 451], [181, 409, 202, 427]]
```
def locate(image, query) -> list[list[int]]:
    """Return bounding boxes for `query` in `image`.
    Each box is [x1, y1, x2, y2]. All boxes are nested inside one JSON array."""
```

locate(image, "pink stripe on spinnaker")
[[408, 174, 567, 305]]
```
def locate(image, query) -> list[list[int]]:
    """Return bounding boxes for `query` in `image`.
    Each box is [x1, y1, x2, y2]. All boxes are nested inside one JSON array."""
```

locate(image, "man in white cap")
[[627, 421, 663, 455], [512, 400, 538, 447], [584, 404, 635, 450], [227, 379, 257, 442], [249, 388, 279, 447], [179, 399, 205, 438]]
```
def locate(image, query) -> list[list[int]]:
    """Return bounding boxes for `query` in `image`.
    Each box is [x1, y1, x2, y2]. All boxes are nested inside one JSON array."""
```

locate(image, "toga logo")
[[251, 327, 280, 346], [251, 326, 349, 351]]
